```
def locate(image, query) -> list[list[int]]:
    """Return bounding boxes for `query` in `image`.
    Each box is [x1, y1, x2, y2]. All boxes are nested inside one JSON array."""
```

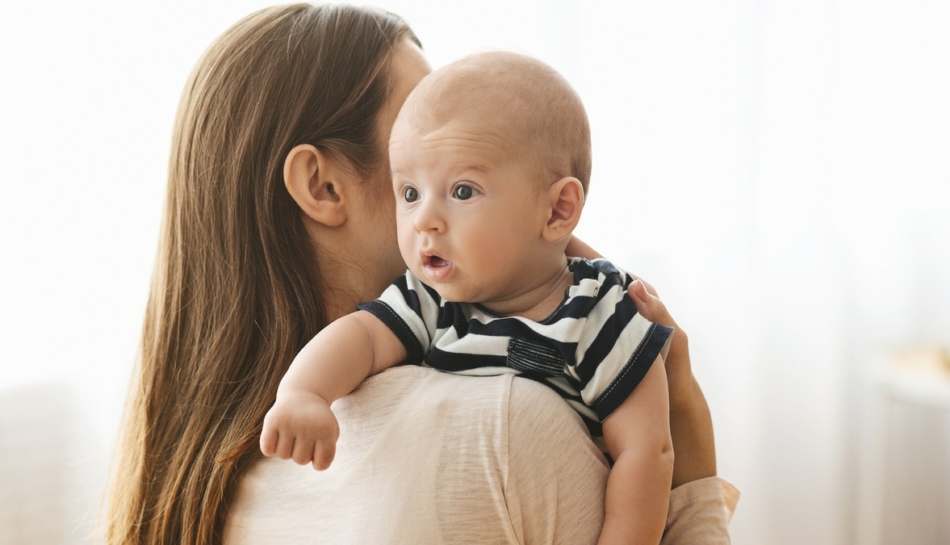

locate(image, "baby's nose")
[[412, 200, 447, 233]]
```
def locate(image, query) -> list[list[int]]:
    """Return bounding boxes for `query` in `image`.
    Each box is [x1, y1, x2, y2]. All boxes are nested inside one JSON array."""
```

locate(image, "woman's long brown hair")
[[102, 5, 416, 543]]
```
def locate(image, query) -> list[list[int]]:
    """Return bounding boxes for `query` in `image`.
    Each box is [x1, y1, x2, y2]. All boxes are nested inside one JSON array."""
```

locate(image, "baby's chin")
[[437, 286, 502, 309], [410, 270, 470, 302]]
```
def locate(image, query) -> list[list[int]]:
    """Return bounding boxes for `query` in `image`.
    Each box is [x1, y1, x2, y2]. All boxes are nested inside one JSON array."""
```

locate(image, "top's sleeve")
[[569, 261, 674, 422], [356, 271, 441, 365], [662, 477, 740, 545]]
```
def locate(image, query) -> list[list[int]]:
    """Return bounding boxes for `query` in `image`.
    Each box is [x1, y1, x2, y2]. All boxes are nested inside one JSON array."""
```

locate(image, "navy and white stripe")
[[357, 257, 673, 441]]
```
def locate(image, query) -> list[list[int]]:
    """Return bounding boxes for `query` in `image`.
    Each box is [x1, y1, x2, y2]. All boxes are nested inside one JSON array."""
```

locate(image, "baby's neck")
[[480, 261, 574, 321]]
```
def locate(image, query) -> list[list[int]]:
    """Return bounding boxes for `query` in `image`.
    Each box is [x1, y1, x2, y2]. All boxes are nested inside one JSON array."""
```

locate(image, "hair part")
[[102, 5, 417, 544]]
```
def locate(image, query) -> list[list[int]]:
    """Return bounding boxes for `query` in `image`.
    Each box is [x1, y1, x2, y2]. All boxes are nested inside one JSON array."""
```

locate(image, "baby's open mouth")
[[425, 254, 449, 268], [422, 253, 453, 281]]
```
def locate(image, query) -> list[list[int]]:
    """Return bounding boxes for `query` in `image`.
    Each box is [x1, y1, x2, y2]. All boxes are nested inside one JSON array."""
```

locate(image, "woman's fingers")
[[628, 274, 658, 298], [628, 279, 674, 329], [627, 278, 692, 393]]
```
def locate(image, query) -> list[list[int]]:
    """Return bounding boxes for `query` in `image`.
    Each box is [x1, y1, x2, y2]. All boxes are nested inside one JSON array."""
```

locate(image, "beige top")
[[225, 366, 738, 544]]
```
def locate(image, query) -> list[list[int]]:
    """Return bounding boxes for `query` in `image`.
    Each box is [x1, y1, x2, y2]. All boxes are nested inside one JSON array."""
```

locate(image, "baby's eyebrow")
[[449, 163, 491, 175], [390, 162, 491, 179]]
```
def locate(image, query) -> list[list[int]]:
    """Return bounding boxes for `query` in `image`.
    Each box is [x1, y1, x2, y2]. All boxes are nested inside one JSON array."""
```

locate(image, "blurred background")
[[1, 0, 948, 543]]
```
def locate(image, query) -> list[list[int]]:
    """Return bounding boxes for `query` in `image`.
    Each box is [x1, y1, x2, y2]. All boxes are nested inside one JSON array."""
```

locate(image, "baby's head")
[[393, 51, 591, 195], [389, 51, 591, 307]]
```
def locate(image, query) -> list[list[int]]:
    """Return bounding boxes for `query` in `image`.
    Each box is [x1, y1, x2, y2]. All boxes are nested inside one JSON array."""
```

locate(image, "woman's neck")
[[319, 259, 393, 323]]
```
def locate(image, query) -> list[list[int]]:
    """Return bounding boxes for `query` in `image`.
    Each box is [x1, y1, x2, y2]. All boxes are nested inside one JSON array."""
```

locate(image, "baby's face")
[[389, 114, 553, 305]]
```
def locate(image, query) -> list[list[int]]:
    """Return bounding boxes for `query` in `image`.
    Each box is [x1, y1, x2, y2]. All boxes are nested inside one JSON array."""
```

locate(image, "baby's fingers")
[[260, 424, 279, 457], [260, 407, 290, 457], [291, 437, 316, 466], [274, 431, 296, 460], [312, 439, 336, 471]]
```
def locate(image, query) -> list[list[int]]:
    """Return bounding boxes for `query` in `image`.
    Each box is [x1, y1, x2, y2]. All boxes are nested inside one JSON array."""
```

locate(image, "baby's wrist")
[[275, 389, 331, 406]]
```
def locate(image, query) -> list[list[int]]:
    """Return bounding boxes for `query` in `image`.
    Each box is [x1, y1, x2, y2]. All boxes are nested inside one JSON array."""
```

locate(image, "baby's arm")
[[260, 310, 407, 469], [598, 355, 674, 545]]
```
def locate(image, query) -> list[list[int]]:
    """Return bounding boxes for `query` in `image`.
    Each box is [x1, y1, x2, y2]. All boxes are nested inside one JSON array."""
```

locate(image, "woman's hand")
[[626, 278, 691, 414], [566, 235, 717, 489], [627, 278, 716, 488]]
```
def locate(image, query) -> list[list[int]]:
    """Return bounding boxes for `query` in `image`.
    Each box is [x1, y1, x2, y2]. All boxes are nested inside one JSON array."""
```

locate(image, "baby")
[[261, 51, 674, 544]]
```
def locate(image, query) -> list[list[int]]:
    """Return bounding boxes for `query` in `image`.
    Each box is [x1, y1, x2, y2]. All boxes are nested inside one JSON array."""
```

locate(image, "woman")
[[102, 4, 736, 544]]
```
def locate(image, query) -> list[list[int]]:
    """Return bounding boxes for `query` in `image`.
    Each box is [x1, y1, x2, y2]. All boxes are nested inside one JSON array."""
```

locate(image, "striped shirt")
[[357, 257, 673, 441]]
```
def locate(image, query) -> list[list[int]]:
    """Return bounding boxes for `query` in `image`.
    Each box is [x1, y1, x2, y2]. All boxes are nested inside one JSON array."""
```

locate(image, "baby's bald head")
[[394, 51, 591, 194]]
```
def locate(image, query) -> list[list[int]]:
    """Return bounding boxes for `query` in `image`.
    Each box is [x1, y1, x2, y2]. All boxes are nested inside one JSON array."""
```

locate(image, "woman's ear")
[[542, 177, 585, 242], [283, 144, 352, 228]]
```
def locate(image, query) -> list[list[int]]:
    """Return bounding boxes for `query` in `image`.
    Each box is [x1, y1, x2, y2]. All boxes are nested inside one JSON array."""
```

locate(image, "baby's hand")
[[260, 391, 340, 470]]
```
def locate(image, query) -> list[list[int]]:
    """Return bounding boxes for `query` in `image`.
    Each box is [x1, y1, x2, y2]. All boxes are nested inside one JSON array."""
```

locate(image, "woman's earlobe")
[[284, 144, 349, 228], [543, 177, 585, 242]]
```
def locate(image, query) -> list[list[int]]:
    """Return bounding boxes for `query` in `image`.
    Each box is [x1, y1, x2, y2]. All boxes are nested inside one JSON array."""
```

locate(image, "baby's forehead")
[[399, 52, 575, 136]]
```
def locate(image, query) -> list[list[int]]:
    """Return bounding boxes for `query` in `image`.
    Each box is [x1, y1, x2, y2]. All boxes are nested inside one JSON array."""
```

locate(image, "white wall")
[[1, 1, 948, 544]]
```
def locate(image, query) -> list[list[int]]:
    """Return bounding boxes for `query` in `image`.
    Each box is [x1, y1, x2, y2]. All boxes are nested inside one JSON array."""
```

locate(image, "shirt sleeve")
[[356, 270, 441, 364], [569, 259, 674, 421], [661, 477, 740, 545]]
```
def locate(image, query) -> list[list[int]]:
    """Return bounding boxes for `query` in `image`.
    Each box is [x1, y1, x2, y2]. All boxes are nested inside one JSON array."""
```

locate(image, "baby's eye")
[[452, 184, 479, 200], [403, 186, 419, 202]]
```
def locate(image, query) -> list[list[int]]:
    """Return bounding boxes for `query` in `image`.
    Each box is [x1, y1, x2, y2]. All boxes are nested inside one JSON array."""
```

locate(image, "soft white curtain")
[[557, 1, 950, 544], [2, 1, 947, 544]]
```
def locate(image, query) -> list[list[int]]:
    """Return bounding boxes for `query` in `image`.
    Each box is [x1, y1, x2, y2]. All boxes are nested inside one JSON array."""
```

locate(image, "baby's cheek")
[[395, 227, 415, 261]]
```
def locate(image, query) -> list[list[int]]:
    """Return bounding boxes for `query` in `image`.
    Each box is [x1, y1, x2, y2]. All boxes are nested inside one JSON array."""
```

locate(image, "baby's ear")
[[542, 177, 585, 243]]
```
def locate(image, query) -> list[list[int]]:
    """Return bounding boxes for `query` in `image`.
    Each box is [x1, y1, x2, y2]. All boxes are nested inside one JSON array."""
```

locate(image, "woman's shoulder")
[[340, 366, 515, 426], [225, 367, 517, 543], [224, 367, 609, 544]]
